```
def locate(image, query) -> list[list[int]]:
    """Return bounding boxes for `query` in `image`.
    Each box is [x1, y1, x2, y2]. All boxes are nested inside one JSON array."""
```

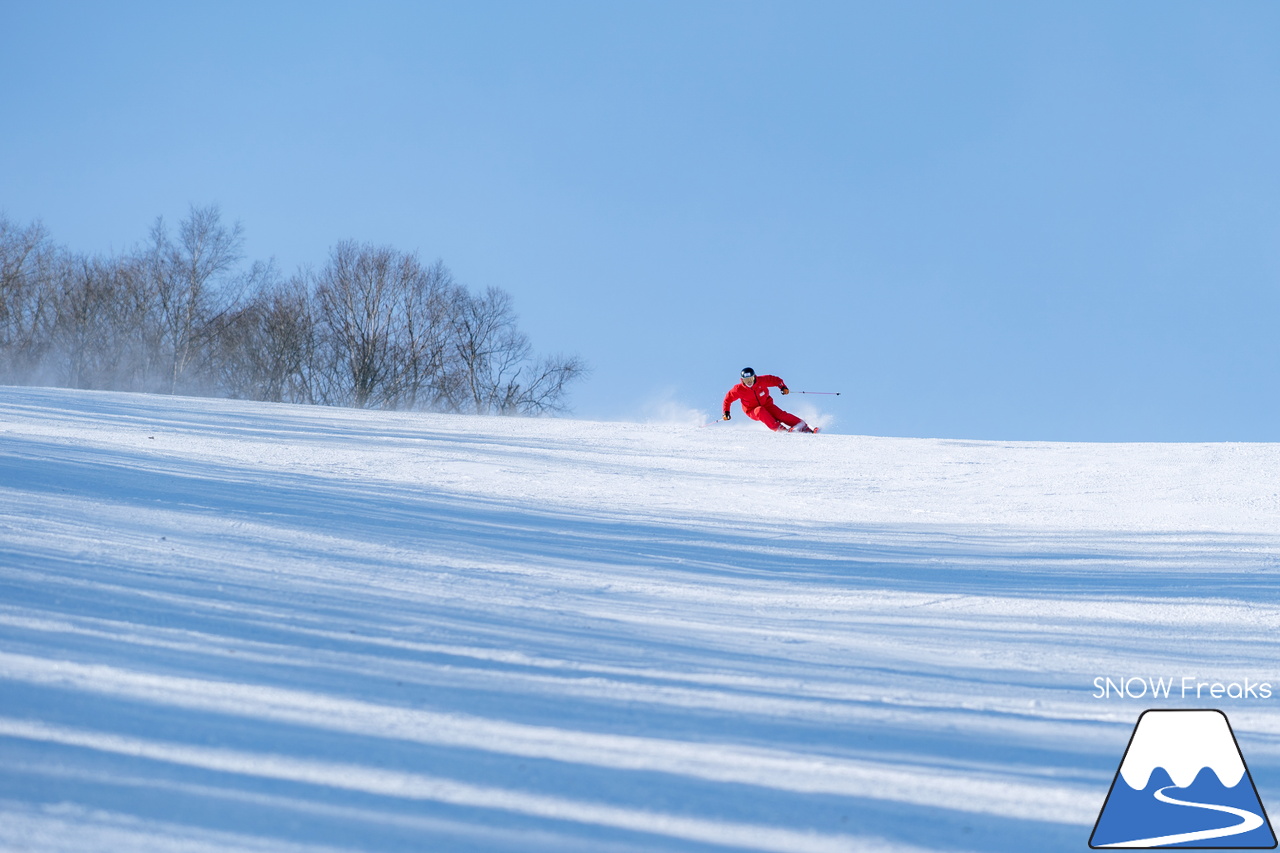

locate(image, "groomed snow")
[[1, 386, 1279, 852]]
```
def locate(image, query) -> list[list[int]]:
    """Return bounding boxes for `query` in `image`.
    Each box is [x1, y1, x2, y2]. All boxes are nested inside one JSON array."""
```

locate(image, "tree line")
[[0, 205, 586, 415]]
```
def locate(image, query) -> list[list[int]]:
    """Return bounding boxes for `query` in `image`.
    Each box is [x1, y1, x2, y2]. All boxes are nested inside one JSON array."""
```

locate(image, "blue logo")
[[1091, 709, 1276, 848]]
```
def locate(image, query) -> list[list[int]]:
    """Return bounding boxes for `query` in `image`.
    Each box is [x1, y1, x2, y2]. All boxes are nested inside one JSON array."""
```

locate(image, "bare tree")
[[393, 258, 454, 410], [314, 242, 397, 407], [213, 270, 316, 403], [508, 352, 588, 415], [52, 254, 114, 389], [2, 207, 587, 416], [257, 273, 318, 404], [313, 242, 453, 409], [444, 286, 588, 415], [45, 252, 155, 390], [0, 215, 59, 382], [445, 286, 524, 414], [145, 205, 245, 394]]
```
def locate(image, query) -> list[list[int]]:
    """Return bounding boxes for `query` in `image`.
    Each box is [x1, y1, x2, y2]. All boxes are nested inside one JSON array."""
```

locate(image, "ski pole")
[[795, 391, 840, 395]]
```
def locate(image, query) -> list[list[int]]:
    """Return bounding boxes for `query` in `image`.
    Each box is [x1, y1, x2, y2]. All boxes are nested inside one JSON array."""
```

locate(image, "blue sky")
[[3, 1, 1278, 440]]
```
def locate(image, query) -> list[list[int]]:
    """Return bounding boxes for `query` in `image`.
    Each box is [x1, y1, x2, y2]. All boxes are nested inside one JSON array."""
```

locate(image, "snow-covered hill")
[[2, 386, 1279, 853]]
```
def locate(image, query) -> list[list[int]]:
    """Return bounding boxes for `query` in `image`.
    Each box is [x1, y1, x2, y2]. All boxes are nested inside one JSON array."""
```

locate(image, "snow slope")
[[2, 385, 1279, 853]]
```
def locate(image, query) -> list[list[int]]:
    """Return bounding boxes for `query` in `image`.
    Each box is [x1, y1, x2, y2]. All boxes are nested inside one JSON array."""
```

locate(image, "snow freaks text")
[[1093, 676, 1273, 701]]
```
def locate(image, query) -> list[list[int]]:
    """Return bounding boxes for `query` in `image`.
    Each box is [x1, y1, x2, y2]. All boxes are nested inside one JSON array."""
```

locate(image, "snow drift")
[[1, 386, 1279, 852]]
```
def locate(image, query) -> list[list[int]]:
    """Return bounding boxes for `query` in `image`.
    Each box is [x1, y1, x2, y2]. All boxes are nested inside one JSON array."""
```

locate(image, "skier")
[[722, 368, 817, 433]]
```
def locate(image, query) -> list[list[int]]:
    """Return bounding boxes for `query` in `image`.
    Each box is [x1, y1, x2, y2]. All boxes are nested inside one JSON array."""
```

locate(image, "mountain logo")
[[1091, 709, 1277, 848]]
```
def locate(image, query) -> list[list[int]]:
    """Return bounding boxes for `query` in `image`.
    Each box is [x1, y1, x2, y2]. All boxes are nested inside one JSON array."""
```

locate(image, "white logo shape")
[[1091, 709, 1276, 848]]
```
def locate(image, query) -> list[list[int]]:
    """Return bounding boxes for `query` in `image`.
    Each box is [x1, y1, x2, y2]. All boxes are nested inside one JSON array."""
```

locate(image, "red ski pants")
[[745, 402, 801, 432]]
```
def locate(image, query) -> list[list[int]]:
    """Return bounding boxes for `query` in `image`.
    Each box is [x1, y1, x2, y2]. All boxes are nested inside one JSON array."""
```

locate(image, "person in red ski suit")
[[722, 367, 816, 433]]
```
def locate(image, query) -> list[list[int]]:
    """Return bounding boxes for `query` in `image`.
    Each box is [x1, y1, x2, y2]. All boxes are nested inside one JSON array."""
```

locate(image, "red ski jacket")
[[723, 375, 787, 414]]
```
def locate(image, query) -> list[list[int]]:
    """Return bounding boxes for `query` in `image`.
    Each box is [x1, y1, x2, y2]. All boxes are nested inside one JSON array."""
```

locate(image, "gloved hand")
[[780, 385, 789, 394], [723, 411, 731, 421]]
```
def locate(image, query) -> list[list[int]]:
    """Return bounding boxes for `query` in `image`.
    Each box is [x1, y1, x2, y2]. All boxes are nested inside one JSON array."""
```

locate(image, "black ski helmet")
[[740, 367, 755, 379]]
